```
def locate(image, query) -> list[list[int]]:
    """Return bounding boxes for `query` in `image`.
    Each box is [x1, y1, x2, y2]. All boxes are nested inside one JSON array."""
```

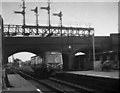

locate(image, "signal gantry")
[[4, 0, 94, 37]]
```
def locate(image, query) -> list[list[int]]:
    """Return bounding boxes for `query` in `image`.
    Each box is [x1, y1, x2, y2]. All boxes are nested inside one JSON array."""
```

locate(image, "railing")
[[4, 24, 94, 37]]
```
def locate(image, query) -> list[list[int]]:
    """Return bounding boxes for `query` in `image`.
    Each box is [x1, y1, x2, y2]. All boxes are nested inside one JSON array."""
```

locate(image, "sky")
[[1, 0, 119, 61], [8, 52, 36, 62], [1, 0, 119, 36]]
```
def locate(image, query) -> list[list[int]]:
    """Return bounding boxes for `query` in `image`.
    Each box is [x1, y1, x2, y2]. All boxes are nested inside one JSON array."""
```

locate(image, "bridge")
[[1, 1, 119, 92], [1, 0, 119, 70], [2, 22, 119, 70], [4, 24, 93, 37]]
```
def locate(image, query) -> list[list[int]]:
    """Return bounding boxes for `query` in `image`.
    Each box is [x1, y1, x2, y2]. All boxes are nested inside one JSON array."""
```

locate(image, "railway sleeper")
[[49, 77, 95, 93], [38, 79, 76, 93], [18, 71, 77, 93]]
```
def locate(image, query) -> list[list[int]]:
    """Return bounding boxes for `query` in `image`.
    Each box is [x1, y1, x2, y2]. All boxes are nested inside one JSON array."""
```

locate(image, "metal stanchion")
[[92, 30, 96, 70]]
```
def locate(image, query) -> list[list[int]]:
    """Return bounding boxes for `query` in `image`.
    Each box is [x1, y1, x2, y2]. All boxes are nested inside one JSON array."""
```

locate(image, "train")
[[30, 51, 63, 77]]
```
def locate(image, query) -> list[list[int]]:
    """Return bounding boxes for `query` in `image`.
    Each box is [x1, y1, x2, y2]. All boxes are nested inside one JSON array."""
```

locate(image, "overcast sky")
[[1, 0, 119, 61]]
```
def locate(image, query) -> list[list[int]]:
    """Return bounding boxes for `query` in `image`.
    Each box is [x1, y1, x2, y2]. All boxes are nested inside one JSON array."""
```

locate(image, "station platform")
[[66, 70, 119, 79], [2, 74, 42, 93], [0, 68, 2, 93], [55, 70, 119, 93]]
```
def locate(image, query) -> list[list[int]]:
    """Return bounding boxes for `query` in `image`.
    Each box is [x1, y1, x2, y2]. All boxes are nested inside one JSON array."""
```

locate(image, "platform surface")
[[66, 70, 119, 79], [0, 68, 2, 93], [3, 74, 42, 92]]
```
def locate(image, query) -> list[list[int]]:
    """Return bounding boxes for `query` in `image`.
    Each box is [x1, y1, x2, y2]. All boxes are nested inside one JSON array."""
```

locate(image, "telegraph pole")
[[14, 0, 26, 35], [41, 0, 51, 33], [31, 7, 39, 35], [53, 11, 62, 36]]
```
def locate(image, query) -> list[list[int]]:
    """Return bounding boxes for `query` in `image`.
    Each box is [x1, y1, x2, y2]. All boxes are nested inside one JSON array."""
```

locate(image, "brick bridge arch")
[[3, 35, 115, 70]]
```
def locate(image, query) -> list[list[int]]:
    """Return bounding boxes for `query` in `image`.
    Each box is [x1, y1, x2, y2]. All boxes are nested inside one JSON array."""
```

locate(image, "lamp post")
[[92, 30, 95, 65]]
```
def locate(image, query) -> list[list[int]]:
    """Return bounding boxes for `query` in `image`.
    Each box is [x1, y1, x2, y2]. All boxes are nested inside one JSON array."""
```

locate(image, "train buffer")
[[2, 74, 42, 93]]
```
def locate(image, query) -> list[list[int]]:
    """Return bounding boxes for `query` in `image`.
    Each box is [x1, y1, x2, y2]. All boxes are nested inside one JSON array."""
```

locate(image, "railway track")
[[17, 71, 95, 93]]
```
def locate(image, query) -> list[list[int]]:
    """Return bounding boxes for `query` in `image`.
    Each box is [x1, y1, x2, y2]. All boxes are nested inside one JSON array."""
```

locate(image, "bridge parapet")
[[4, 25, 94, 37]]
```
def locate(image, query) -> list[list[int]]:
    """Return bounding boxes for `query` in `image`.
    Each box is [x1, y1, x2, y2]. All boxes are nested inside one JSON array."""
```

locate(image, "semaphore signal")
[[53, 11, 62, 27], [40, 0, 51, 33], [14, 0, 26, 35], [53, 11, 63, 36], [31, 7, 39, 35]]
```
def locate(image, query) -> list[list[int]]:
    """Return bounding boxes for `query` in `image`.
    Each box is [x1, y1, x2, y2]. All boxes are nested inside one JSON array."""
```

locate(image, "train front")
[[45, 52, 63, 72]]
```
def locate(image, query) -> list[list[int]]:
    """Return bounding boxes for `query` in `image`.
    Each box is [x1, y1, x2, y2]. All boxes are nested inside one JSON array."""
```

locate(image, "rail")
[[18, 70, 95, 93]]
